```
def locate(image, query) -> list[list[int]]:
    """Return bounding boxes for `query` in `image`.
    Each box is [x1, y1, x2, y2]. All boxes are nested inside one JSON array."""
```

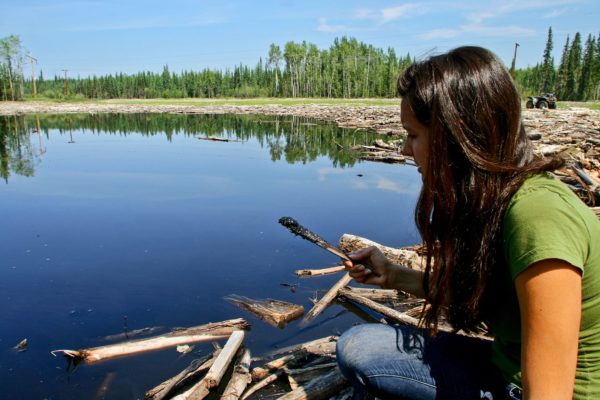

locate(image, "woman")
[[336, 46, 600, 399]]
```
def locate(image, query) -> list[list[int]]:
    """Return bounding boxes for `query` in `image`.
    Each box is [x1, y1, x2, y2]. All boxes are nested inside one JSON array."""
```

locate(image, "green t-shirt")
[[491, 173, 600, 399]]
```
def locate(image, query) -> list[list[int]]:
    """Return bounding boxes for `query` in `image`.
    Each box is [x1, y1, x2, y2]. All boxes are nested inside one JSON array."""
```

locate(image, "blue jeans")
[[337, 323, 516, 400]]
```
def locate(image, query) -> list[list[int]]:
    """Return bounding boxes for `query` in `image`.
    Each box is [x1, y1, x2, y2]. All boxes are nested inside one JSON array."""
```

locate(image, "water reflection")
[[0, 113, 382, 182], [0, 112, 419, 400]]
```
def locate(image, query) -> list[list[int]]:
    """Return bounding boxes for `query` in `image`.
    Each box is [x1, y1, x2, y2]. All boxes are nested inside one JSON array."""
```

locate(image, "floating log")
[[204, 330, 245, 389], [295, 265, 345, 277], [52, 318, 249, 363], [145, 352, 216, 400], [240, 371, 283, 400], [338, 287, 423, 329], [343, 287, 405, 302], [302, 273, 352, 323], [277, 367, 349, 400], [180, 331, 245, 400], [225, 295, 304, 328], [339, 234, 425, 271], [253, 336, 338, 381], [220, 348, 252, 400], [198, 136, 242, 142], [285, 362, 338, 386]]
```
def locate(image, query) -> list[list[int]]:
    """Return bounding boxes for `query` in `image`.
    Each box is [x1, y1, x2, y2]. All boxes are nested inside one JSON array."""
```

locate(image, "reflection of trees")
[[0, 113, 383, 181], [0, 115, 38, 182]]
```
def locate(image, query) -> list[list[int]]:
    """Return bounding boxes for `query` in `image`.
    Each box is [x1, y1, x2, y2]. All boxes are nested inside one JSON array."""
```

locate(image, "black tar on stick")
[[278, 216, 380, 277]]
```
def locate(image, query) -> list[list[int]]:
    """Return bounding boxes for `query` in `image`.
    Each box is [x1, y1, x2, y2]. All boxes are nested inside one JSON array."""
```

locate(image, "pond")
[[0, 113, 422, 399]]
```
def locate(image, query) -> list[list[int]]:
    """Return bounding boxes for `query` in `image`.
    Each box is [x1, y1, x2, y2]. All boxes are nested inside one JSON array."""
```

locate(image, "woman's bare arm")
[[515, 259, 581, 400]]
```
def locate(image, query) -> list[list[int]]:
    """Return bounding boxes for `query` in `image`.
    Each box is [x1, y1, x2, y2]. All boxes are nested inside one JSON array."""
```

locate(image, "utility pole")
[[26, 54, 37, 97], [510, 42, 520, 80], [62, 69, 69, 96]]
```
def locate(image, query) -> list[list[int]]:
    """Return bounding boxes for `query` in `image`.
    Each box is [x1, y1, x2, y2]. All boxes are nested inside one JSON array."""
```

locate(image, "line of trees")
[[2, 30, 599, 101], [1, 36, 411, 100], [515, 27, 600, 100], [0, 35, 25, 101]]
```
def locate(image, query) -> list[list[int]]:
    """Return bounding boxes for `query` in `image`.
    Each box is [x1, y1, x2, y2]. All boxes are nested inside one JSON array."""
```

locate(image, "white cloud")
[[461, 23, 535, 37], [467, 0, 582, 23], [381, 4, 422, 23], [419, 23, 534, 41], [542, 7, 569, 18], [317, 17, 348, 33], [354, 8, 375, 19], [419, 28, 461, 40]]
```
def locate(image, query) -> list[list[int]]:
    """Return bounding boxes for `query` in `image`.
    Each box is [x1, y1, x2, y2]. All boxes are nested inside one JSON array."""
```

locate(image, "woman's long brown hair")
[[397, 46, 563, 333]]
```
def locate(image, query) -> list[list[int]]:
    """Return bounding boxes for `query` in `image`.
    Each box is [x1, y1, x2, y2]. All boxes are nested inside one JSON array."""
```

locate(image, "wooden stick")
[[277, 367, 349, 400], [251, 353, 297, 381], [265, 336, 338, 359], [204, 330, 245, 389], [146, 353, 214, 400], [240, 371, 283, 400], [220, 348, 252, 400], [344, 287, 404, 302], [302, 273, 352, 323], [338, 288, 423, 328], [53, 318, 248, 364], [295, 265, 345, 277]]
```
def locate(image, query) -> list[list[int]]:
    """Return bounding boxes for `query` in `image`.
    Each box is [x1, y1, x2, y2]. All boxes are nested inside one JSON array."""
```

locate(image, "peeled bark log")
[[220, 348, 252, 400], [302, 274, 352, 323], [52, 318, 249, 364], [339, 234, 425, 271], [338, 287, 424, 329], [205, 330, 245, 389], [295, 265, 345, 277]]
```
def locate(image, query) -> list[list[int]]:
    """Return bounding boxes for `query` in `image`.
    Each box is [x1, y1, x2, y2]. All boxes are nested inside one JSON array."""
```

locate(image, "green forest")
[[1, 28, 599, 102]]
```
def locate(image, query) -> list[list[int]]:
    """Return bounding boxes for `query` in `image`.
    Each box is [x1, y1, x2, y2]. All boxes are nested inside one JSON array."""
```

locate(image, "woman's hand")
[[343, 246, 391, 287], [343, 246, 426, 298]]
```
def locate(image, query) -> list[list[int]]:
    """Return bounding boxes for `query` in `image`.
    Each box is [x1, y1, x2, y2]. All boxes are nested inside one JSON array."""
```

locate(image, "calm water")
[[0, 113, 421, 399]]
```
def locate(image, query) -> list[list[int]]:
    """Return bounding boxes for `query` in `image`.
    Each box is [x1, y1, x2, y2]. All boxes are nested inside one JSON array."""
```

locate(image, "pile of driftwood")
[[51, 234, 446, 399], [353, 108, 600, 211]]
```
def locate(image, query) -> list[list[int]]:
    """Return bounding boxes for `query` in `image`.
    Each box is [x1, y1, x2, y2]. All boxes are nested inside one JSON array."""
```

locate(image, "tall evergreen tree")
[[578, 34, 596, 100], [541, 27, 554, 93], [556, 35, 571, 99], [565, 32, 582, 100]]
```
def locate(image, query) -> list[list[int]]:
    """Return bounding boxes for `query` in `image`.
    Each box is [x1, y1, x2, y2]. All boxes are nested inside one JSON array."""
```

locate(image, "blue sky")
[[2, 0, 598, 79]]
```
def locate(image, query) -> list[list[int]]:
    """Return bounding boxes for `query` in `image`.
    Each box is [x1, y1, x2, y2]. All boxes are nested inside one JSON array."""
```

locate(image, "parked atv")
[[526, 93, 557, 109]]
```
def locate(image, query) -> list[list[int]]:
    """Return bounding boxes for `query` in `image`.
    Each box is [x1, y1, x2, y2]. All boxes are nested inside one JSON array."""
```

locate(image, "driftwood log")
[[225, 296, 304, 327], [343, 287, 404, 302], [52, 318, 248, 363], [295, 265, 345, 277], [277, 367, 349, 400], [179, 330, 246, 400], [338, 287, 424, 329], [145, 351, 218, 400], [302, 273, 352, 323], [253, 336, 338, 381], [339, 234, 425, 271], [220, 348, 252, 400]]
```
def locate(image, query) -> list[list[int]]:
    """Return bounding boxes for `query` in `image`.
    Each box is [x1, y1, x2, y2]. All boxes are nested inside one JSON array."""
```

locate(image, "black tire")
[[537, 100, 548, 109], [526, 100, 534, 109], [549, 102, 557, 109]]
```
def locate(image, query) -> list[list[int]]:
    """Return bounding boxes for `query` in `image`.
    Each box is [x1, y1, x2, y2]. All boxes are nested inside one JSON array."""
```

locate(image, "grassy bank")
[[18, 97, 600, 110], [22, 97, 401, 107]]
